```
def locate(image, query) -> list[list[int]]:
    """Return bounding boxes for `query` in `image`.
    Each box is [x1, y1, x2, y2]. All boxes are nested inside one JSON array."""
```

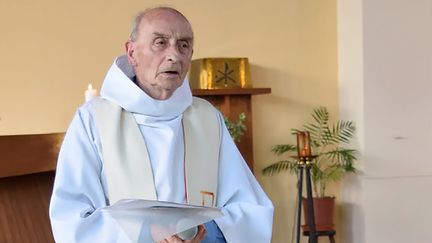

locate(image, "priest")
[[49, 6, 273, 243]]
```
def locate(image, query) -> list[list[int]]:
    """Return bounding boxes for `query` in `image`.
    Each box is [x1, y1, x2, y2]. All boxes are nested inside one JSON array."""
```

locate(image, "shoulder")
[[70, 97, 117, 136], [87, 97, 122, 111], [65, 99, 100, 139], [77, 97, 124, 121]]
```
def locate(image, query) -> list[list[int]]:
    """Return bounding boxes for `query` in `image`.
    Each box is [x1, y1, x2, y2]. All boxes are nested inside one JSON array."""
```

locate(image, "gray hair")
[[129, 7, 191, 42]]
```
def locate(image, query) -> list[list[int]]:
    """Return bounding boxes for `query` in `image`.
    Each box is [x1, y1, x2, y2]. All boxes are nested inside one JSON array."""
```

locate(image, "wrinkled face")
[[126, 10, 194, 100]]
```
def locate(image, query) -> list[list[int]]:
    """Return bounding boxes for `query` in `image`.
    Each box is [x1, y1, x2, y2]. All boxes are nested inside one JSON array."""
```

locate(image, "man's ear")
[[125, 40, 136, 66]]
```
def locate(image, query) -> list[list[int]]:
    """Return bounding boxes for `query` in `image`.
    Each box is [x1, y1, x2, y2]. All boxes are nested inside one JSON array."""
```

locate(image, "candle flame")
[[88, 84, 93, 90]]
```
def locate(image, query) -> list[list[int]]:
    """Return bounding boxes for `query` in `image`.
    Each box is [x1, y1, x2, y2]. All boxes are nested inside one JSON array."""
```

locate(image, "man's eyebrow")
[[152, 32, 193, 42], [152, 32, 169, 38], [178, 37, 193, 42]]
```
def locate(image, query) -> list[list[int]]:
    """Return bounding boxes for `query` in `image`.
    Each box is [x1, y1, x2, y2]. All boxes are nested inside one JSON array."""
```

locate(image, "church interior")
[[0, 0, 431, 242]]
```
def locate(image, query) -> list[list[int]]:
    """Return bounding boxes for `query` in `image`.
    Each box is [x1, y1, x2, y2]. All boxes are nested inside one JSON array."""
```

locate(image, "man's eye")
[[154, 39, 166, 46], [179, 41, 190, 49]]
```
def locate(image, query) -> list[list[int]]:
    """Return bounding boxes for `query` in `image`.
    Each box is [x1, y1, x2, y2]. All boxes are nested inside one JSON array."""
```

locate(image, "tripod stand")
[[296, 156, 317, 243]]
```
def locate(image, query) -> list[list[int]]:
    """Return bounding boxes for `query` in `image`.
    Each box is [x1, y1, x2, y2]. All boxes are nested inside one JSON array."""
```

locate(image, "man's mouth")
[[163, 71, 179, 75], [159, 70, 180, 76]]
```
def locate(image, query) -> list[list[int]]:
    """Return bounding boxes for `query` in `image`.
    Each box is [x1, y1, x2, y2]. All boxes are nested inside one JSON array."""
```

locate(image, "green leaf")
[[332, 120, 355, 144], [271, 144, 297, 155], [262, 160, 298, 176], [224, 112, 247, 142]]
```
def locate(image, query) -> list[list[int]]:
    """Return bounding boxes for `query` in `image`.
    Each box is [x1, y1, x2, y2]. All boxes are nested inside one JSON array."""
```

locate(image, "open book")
[[102, 199, 223, 242]]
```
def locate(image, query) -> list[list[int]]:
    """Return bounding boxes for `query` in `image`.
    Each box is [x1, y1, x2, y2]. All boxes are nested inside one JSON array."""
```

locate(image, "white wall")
[[338, 0, 432, 242], [337, 0, 365, 241]]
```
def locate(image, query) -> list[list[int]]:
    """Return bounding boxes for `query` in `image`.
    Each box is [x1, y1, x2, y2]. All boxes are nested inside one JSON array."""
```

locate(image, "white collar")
[[100, 55, 192, 118]]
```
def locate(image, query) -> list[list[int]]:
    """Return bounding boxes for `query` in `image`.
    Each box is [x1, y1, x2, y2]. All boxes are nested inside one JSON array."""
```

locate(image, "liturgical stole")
[[92, 97, 220, 207]]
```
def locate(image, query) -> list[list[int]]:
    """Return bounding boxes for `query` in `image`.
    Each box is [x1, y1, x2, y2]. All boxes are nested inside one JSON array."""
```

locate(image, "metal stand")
[[296, 157, 317, 243]]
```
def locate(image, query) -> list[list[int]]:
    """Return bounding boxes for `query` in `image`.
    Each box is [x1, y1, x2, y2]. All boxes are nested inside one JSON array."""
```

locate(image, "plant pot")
[[301, 197, 335, 231]]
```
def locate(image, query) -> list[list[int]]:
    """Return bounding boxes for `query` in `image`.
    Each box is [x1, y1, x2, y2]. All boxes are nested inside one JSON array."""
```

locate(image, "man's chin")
[[158, 79, 183, 89]]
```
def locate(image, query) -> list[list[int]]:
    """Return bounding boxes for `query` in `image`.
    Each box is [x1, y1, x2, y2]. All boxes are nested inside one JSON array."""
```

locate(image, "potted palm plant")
[[262, 106, 357, 231]]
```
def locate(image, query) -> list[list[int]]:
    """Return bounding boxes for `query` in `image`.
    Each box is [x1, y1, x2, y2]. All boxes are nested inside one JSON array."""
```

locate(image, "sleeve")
[[49, 106, 131, 243], [214, 113, 274, 243], [203, 221, 227, 242]]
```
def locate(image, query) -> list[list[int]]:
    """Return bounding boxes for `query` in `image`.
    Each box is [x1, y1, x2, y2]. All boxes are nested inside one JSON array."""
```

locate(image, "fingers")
[[156, 240, 169, 243], [197, 224, 207, 240], [185, 224, 206, 243], [166, 235, 184, 243], [162, 224, 207, 243]]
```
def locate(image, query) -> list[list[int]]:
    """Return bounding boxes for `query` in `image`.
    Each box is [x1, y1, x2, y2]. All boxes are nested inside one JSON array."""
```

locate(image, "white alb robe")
[[49, 55, 274, 242]]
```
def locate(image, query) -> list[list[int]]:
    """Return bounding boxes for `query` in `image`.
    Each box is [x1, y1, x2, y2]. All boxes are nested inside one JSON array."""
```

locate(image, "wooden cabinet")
[[0, 133, 64, 243], [192, 88, 271, 172]]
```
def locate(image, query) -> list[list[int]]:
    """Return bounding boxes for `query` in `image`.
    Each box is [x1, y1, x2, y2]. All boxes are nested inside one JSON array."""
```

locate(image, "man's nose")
[[165, 45, 180, 63]]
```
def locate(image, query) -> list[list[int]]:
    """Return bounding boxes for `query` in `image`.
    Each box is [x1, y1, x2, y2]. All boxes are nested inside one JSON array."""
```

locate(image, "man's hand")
[[158, 224, 206, 243]]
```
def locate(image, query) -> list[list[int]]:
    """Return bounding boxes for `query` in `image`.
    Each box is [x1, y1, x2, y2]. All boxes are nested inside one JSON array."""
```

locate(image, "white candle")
[[85, 84, 98, 102]]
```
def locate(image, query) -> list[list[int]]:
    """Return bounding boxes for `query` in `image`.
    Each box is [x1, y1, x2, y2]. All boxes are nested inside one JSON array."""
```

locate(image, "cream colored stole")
[[92, 97, 220, 206]]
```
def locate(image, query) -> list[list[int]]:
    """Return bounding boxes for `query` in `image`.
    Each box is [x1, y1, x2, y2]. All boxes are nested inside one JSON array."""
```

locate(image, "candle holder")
[[293, 131, 318, 243]]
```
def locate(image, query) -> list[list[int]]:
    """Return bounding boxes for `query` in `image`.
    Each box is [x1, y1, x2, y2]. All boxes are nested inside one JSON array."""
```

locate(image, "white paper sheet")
[[101, 199, 223, 242]]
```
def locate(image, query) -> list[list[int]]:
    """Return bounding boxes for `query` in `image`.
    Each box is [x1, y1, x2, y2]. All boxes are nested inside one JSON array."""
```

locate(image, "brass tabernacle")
[[189, 58, 252, 89]]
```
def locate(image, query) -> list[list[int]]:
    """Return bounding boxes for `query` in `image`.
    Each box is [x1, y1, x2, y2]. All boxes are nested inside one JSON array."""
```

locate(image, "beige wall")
[[0, 0, 338, 242]]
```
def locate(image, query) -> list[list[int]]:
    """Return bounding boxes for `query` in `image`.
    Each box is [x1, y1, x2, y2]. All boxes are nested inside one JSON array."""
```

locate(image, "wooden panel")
[[197, 94, 254, 170], [193, 87, 271, 172], [0, 133, 62, 241], [192, 87, 271, 96], [0, 172, 55, 243], [0, 133, 64, 178]]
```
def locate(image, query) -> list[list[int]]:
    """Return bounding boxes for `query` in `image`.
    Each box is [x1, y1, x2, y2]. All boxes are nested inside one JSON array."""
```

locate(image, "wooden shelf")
[[192, 87, 271, 96]]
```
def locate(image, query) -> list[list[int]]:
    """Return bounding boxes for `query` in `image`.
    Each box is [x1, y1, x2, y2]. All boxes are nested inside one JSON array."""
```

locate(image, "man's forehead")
[[139, 9, 193, 38], [141, 9, 192, 29], [143, 8, 188, 22]]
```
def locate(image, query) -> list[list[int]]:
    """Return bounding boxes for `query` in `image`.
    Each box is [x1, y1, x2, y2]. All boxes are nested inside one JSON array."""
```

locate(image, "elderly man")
[[49, 7, 273, 243]]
